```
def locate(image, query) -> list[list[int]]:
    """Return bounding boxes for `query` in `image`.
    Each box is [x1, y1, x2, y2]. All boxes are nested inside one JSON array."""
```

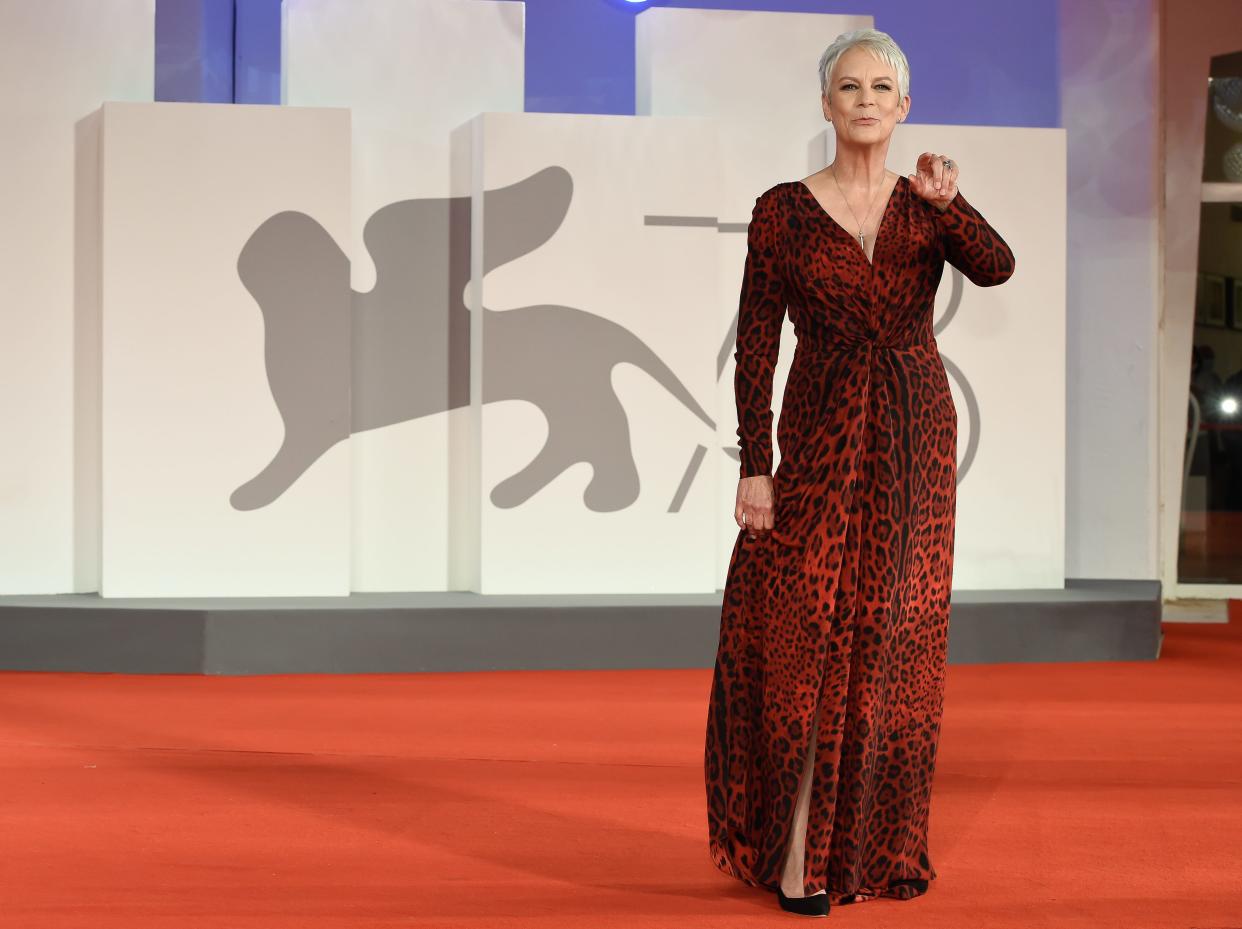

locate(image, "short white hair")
[[818, 28, 910, 101]]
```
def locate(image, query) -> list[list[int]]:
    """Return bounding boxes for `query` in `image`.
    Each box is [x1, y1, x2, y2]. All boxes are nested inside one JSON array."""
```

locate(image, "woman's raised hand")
[[736, 475, 774, 540], [908, 152, 960, 211]]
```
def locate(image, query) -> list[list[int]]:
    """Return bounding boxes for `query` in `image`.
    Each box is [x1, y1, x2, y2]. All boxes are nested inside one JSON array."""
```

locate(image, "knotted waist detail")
[[770, 330, 933, 551], [800, 332, 936, 355]]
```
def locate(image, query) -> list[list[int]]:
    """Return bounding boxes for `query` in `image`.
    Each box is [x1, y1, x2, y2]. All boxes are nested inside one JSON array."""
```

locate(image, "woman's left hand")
[[908, 152, 959, 211]]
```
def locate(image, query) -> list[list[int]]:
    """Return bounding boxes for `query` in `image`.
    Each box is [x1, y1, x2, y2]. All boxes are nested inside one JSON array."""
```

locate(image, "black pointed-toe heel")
[[776, 886, 831, 917]]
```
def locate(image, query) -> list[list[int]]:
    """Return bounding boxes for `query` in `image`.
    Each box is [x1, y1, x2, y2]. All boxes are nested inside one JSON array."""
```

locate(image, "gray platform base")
[[0, 578, 1162, 675]]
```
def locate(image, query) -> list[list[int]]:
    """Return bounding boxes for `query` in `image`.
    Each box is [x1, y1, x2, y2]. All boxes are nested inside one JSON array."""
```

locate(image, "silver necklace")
[[829, 167, 889, 252]]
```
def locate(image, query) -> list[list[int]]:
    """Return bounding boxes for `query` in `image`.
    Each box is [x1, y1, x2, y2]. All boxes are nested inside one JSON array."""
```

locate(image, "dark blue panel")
[[235, 0, 283, 104], [525, 0, 636, 115], [155, 0, 235, 103]]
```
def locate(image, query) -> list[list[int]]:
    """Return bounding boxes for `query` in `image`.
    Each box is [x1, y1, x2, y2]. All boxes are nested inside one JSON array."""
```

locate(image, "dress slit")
[[780, 703, 821, 895]]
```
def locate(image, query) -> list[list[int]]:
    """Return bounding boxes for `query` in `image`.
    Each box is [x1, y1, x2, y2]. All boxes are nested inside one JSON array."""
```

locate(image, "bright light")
[[1220, 395, 1239, 415]]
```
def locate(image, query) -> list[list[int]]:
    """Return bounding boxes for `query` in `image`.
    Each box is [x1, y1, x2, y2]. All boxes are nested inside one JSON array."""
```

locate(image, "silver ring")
[[943, 159, 953, 168]]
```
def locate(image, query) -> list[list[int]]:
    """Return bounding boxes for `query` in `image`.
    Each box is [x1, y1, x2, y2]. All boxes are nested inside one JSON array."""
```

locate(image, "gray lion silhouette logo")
[[231, 166, 717, 512]]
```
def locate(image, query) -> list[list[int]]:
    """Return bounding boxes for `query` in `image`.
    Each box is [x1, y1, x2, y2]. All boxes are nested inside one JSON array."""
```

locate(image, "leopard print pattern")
[[706, 176, 1015, 906]]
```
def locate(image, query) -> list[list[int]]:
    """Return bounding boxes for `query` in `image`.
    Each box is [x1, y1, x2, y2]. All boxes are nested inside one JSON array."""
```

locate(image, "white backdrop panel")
[[471, 112, 719, 594], [283, 0, 524, 592], [97, 102, 351, 597], [0, 0, 153, 594]]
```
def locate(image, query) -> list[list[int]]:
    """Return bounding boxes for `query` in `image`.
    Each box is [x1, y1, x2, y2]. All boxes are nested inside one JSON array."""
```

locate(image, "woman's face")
[[821, 46, 910, 144]]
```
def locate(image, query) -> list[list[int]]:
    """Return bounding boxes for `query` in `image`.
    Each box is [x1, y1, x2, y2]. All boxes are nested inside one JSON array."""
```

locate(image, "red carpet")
[[2, 609, 1240, 928]]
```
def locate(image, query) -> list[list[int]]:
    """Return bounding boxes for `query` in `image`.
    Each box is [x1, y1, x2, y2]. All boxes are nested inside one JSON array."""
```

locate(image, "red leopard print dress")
[[705, 175, 1015, 906]]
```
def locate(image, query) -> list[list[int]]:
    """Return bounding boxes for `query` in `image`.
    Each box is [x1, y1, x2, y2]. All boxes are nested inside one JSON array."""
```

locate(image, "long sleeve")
[[934, 189, 1016, 287], [734, 187, 788, 479]]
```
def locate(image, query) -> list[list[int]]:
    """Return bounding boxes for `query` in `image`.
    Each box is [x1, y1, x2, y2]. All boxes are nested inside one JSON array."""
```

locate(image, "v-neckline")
[[796, 174, 905, 269]]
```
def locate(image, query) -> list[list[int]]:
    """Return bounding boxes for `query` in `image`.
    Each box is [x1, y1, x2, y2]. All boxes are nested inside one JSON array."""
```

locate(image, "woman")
[[704, 28, 1015, 917]]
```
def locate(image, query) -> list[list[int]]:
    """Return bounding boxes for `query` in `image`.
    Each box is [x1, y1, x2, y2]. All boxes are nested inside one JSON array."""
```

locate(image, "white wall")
[[0, 2, 1138, 598], [1059, 0, 1161, 582], [0, 0, 154, 593]]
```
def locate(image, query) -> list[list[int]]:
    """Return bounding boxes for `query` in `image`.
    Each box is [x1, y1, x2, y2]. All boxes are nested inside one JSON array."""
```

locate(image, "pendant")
[[858, 231, 866, 249]]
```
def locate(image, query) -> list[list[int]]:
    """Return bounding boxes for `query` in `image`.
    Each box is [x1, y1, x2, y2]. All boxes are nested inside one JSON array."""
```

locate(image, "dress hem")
[[708, 848, 935, 907]]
